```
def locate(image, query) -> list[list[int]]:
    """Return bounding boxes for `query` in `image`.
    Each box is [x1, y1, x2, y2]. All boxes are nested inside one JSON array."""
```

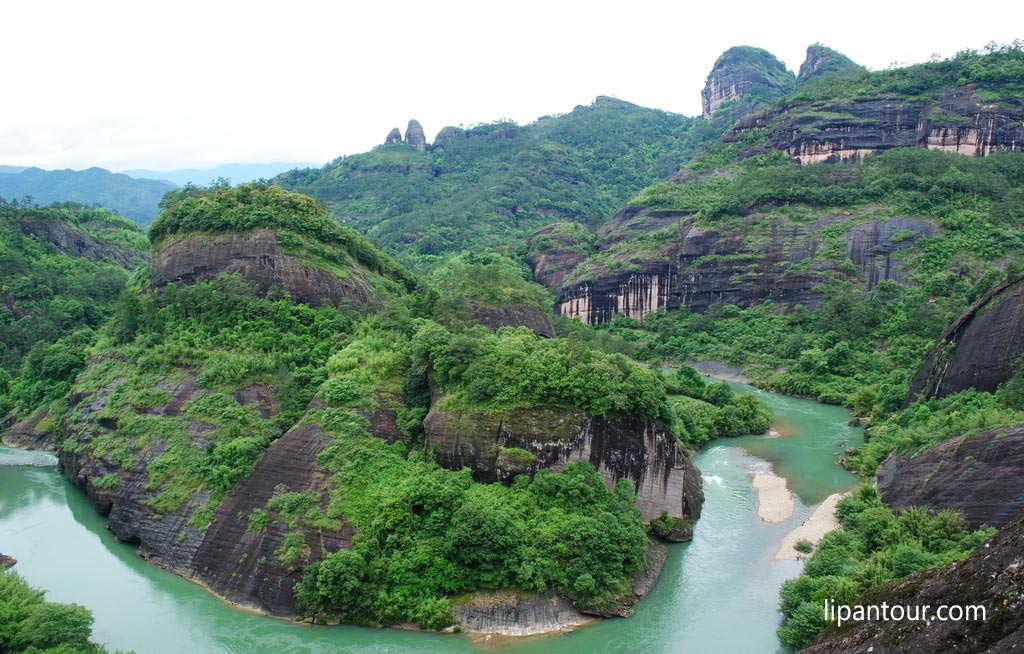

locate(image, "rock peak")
[[700, 45, 795, 119], [384, 127, 402, 144], [797, 43, 864, 86], [404, 119, 426, 151]]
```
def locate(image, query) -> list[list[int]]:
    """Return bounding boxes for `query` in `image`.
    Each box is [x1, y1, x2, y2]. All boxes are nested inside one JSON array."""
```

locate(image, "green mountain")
[[0, 167, 176, 224], [0, 201, 148, 424], [122, 162, 317, 187], [275, 96, 731, 268]]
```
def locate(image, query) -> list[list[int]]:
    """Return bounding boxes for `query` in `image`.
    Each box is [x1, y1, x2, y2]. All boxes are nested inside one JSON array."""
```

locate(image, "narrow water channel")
[[0, 381, 861, 654]]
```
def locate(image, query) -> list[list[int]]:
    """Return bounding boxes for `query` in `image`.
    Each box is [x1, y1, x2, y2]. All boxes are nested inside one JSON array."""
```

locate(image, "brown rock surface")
[[151, 228, 372, 308], [14, 218, 142, 267], [907, 276, 1024, 402], [802, 515, 1024, 654], [2, 409, 54, 450], [877, 425, 1024, 529], [423, 403, 703, 528], [472, 304, 556, 338], [404, 119, 427, 152]]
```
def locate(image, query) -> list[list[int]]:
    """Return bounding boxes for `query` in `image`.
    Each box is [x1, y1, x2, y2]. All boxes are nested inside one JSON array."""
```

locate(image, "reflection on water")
[[0, 385, 861, 654]]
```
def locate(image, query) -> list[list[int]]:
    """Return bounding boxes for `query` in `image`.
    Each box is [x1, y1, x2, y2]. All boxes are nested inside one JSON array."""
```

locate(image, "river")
[[0, 380, 861, 654]]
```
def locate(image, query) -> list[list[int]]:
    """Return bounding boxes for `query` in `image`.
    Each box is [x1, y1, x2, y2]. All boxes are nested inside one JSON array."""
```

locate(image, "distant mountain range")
[[121, 162, 316, 187], [0, 167, 175, 224], [0, 162, 314, 224]]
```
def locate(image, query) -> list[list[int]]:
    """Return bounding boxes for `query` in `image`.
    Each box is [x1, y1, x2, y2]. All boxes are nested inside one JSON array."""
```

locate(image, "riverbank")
[[776, 493, 848, 560], [751, 473, 795, 522], [684, 360, 750, 383]]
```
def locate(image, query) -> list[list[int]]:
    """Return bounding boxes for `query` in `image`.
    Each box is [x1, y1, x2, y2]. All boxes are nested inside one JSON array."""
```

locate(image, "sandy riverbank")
[[775, 492, 849, 560], [751, 473, 795, 522]]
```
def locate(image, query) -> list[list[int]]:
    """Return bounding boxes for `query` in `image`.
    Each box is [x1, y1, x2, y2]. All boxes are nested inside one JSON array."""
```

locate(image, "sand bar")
[[776, 492, 849, 560], [751, 473, 795, 522]]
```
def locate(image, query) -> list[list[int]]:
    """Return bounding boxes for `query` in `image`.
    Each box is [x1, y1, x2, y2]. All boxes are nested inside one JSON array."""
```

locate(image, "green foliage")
[[0, 203, 147, 417], [0, 570, 126, 653], [776, 485, 996, 648], [668, 386, 772, 447]]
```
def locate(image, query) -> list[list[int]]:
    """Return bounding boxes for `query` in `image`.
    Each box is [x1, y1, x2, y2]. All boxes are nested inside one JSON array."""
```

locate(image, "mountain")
[[0, 167, 175, 224], [700, 45, 796, 119], [0, 201, 148, 431], [275, 96, 729, 266], [43, 182, 703, 632], [122, 162, 317, 187], [0, 165, 29, 174]]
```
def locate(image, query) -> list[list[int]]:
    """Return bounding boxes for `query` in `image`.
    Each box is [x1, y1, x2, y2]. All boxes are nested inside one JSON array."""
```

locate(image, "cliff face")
[[471, 304, 556, 338], [15, 218, 142, 267], [907, 276, 1024, 402], [547, 209, 934, 324], [151, 228, 372, 308], [796, 44, 863, 86], [802, 515, 1024, 654], [59, 374, 353, 616], [727, 88, 1024, 164], [423, 402, 704, 533], [701, 46, 795, 119], [876, 425, 1024, 530]]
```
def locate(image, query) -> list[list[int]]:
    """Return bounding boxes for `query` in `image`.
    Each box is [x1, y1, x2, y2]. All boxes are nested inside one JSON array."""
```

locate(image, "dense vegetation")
[[0, 202, 147, 418], [777, 485, 996, 648], [0, 570, 127, 653], [0, 167, 175, 224], [275, 97, 729, 268]]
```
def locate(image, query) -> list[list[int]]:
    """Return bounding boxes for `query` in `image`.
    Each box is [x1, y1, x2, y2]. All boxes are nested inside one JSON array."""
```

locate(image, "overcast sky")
[[2, 0, 1020, 172]]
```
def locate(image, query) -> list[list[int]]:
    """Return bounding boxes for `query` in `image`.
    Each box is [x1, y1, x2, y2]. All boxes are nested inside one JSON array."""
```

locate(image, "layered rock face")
[[802, 515, 1024, 654], [728, 88, 1024, 164], [423, 403, 704, 530], [471, 304, 556, 338], [59, 375, 351, 616], [877, 425, 1024, 529], [701, 46, 795, 119], [151, 228, 372, 308], [547, 209, 934, 324], [15, 218, 141, 267], [907, 276, 1024, 402]]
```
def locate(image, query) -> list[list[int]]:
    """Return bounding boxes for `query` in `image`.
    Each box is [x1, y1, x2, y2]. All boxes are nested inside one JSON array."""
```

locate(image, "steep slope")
[[0, 202, 148, 430], [801, 514, 1024, 654], [275, 97, 713, 263], [53, 183, 703, 630], [796, 44, 865, 86], [0, 167, 176, 224], [700, 45, 795, 119]]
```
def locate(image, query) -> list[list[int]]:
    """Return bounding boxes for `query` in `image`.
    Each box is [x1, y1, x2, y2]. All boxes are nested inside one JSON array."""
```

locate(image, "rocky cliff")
[[700, 46, 795, 119], [543, 207, 935, 324], [424, 402, 703, 536], [907, 276, 1024, 402], [727, 88, 1024, 164], [796, 44, 864, 86], [877, 425, 1024, 529], [59, 375, 352, 616], [14, 217, 142, 267], [802, 514, 1024, 654], [151, 228, 373, 308], [404, 119, 427, 151]]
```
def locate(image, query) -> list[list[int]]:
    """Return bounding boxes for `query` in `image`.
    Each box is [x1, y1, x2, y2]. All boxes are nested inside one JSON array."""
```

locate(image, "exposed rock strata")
[[423, 403, 703, 529], [472, 304, 556, 338], [802, 515, 1024, 654], [727, 88, 1024, 164], [15, 218, 141, 267], [796, 44, 863, 86], [907, 276, 1024, 402], [877, 425, 1024, 529], [549, 210, 933, 324], [151, 228, 372, 308], [58, 374, 352, 616], [454, 592, 593, 636], [701, 46, 795, 119], [2, 409, 54, 450]]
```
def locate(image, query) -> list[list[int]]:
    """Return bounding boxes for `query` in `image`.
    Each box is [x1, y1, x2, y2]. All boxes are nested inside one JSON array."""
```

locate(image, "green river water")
[[0, 380, 861, 654]]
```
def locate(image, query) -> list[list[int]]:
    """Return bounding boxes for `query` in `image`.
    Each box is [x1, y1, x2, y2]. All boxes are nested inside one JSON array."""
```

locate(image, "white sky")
[[1, 0, 1020, 171]]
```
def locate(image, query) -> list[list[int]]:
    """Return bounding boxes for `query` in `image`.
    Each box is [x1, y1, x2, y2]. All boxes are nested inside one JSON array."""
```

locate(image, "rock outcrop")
[[2, 409, 53, 450], [907, 276, 1024, 402], [404, 119, 427, 152], [384, 127, 402, 144], [727, 88, 1024, 164], [423, 403, 703, 532], [471, 304, 556, 338], [527, 222, 594, 290], [548, 208, 935, 324], [0, 553, 15, 569], [151, 228, 372, 308], [14, 218, 141, 267], [59, 375, 352, 616], [701, 46, 795, 119], [876, 425, 1024, 529], [796, 44, 863, 86], [802, 515, 1024, 654], [454, 591, 593, 636]]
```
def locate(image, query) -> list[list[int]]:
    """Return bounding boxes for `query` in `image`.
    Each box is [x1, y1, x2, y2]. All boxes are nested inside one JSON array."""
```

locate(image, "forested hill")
[[0, 202, 148, 424], [0, 167, 175, 224], [274, 96, 731, 267]]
